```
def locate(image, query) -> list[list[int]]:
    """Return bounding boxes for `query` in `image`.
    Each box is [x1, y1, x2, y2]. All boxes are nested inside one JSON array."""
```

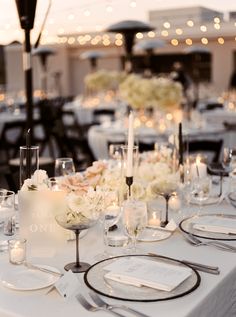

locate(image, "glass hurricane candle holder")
[[8, 239, 26, 265]]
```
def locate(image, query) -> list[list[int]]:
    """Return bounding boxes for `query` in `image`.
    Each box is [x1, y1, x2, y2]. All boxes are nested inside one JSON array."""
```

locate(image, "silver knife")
[[148, 253, 220, 275]]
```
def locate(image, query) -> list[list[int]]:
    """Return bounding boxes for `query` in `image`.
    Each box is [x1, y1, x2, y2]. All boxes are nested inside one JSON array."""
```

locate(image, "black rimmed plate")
[[84, 254, 200, 302], [179, 213, 236, 241]]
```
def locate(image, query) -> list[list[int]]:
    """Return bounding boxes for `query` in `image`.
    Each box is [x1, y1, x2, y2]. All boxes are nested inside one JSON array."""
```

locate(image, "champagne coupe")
[[123, 199, 147, 252], [54, 157, 75, 177], [191, 177, 212, 215], [55, 210, 99, 273], [0, 190, 15, 252]]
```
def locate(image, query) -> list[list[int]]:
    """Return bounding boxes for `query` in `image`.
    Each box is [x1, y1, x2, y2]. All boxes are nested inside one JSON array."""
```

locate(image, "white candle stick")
[[126, 111, 134, 177]]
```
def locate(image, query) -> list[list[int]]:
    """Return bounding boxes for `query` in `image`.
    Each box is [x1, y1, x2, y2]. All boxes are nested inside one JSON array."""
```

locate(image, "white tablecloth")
[[0, 200, 236, 317]]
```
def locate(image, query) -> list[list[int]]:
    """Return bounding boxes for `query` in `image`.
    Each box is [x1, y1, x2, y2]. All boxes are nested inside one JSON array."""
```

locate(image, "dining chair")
[[184, 139, 223, 163]]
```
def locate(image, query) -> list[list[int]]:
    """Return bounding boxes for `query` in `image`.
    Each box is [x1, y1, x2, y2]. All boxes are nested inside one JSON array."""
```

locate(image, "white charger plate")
[[1, 265, 61, 291]]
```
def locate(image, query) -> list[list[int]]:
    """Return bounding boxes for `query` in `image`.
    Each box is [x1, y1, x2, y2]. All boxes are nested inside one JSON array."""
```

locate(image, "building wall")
[[3, 38, 235, 97]]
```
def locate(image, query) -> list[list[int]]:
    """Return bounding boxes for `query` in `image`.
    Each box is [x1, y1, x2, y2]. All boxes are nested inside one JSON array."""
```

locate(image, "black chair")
[[93, 109, 115, 124], [39, 99, 95, 170], [138, 141, 155, 153], [185, 139, 223, 163]]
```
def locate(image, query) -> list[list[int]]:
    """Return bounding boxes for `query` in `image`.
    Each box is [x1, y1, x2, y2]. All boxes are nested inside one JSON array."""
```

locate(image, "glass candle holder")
[[8, 239, 26, 265], [20, 145, 39, 187]]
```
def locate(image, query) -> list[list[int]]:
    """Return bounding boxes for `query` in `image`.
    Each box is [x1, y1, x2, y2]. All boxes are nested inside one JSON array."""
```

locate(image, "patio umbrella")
[[106, 20, 154, 72], [184, 45, 211, 106], [33, 46, 56, 97], [80, 50, 106, 71], [134, 39, 165, 75]]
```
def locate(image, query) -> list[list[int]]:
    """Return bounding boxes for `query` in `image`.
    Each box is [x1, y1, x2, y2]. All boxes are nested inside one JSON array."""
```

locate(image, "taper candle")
[[126, 111, 134, 177]]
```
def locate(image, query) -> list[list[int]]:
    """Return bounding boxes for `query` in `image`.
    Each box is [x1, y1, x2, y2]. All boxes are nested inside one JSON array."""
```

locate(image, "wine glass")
[[54, 158, 75, 177], [0, 189, 16, 252], [55, 209, 99, 273], [123, 199, 147, 253], [191, 177, 212, 215], [108, 143, 123, 168]]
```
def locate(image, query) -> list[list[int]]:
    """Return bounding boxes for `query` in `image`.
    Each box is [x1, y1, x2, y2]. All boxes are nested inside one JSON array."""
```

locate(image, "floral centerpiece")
[[84, 70, 126, 92], [119, 74, 183, 111]]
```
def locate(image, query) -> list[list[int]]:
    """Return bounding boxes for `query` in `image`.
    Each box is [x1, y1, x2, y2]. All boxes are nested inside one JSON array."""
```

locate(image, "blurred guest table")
[[0, 198, 236, 317], [64, 95, 126, 125], [88, 120, 225, 160]]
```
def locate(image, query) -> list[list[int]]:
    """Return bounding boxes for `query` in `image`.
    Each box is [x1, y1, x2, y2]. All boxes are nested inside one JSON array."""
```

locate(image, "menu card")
[[193, 216, 236, 234], [104, 257, 192, 292]]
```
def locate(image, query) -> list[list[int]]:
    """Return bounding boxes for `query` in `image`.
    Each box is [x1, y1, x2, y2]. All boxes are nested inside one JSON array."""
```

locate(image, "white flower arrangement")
[[21, 169, 49, 191], [119, 74, 183, 111], [85, 70, 126, 92]]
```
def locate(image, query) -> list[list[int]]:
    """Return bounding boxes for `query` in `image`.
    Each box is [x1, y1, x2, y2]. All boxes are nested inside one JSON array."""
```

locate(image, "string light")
[[84, 10, 91, 17], [115, 39, 123, 46], [103, 39, 110, 46], [187, 20, 194, 27], [176, 28, 183, 35], [200, 25, 207, 32], [129, 1, 137, 8], [136, 32, 143, 39], [68, 14, 75, 20], [68, 37, 75, 44], [163, 22, 171, 29], [201, 37, 208, 44], [171, 39, 179, 46], [185, 38, 192, 45], [214, 23, 221, 30], [161, 30, 169, 37], [218, 37, 224, 44], [106, 5, 113, 12], [148, 31, 155, 38], [115, 33, 123, 40], [214, 17, 221, 23]]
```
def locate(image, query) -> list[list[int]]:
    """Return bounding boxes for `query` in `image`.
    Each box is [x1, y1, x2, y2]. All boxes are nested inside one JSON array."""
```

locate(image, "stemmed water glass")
[[191, 177, 212, 215], [123, 199, 147, 253], [0, 189, 16, 252], [54, 157, 75, 177]]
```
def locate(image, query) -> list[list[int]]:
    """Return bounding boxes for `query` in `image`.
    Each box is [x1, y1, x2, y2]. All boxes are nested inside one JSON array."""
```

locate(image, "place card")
[[104, 257, 192, 292], [53, 270, 79, 300]]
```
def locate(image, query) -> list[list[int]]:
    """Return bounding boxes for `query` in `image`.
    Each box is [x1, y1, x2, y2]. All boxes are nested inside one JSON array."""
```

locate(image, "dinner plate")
[[138, 227, 172, 242], [189, 196, 219, 206], [179, 213, 236, 241], [1, 265, 61, 291], [84, 254, 200, 302]]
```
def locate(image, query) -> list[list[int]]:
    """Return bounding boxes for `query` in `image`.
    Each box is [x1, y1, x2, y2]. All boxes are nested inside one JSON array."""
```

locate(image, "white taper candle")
[[126, 111, 134, 177]]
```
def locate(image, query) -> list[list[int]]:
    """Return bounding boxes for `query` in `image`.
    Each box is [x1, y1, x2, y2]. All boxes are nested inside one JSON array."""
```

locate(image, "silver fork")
[[186, 233, 236, 252], [89, 291, 151, 317], [76, 294, 126, 317]]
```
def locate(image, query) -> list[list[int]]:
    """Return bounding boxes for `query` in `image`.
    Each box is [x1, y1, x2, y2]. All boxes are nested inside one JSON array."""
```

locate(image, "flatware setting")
[[148, 253, 220, 275], [23, 262, 63, 277], [183, 233, 236, 252], [76, 293, 126, 317]]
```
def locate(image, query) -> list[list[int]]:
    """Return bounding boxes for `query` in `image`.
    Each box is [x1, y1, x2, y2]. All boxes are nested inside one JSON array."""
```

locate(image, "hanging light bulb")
[[130, 1, 137, 8]]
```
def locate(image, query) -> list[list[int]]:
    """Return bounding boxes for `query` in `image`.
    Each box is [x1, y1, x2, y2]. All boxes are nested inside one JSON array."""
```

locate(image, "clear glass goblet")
[[123, 199, 147, 253], [191, 177, 212, 215], [54, 157, 75, 177], [55, 211, 98, 273]]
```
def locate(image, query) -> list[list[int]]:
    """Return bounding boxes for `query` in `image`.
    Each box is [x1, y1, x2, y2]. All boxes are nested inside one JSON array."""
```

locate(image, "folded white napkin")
[[104, 257, 192, 292], [193, 217, 236, 235], [193, 224, 236, 235]]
